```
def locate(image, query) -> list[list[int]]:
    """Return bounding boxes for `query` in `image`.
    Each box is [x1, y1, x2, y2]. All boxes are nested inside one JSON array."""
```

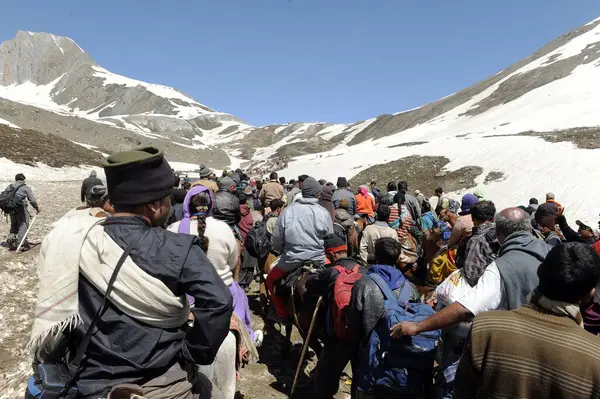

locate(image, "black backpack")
[[0, 184, 21, 215], [245, 217, 272, 259]]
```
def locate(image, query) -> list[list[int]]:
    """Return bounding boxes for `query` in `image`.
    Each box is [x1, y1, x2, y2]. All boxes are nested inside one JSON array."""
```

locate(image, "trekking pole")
[[290, 296, 323, 398], [16, 215, 37, 253]]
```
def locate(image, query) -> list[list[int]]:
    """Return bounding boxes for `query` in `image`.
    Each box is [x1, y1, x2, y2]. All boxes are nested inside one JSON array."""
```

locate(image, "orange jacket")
[[355, 194, 375, 217]]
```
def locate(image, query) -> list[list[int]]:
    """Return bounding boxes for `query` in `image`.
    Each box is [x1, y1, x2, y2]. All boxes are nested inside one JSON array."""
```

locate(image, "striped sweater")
[[454, 304, 600, 398]]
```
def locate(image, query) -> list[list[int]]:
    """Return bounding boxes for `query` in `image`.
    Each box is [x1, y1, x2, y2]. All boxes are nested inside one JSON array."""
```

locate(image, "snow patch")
[[0, 117, 20, 129], [0, 157, 104, 183], [51, 35, 64, 54]]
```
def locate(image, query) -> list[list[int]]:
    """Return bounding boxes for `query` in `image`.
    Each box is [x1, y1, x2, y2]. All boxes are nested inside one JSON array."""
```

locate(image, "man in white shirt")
[[391, 207, 551, 337]]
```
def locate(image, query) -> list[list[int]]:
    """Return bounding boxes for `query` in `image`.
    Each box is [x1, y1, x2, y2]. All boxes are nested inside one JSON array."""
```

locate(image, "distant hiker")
[[285, 179, 300, 204], [546, 192, 556, 202], [431, 186, 445, 215], [79, 185, 113, 218], [447, 193, 478, 247], [370, 181, 380, 199], [454, 243, 600, 399], [359, 204, 399, 264], [80, 170, 103, 203], [192, 164, 219, 193], [264, 198, 284, 236], [420, 199, 438, 232], [318, 178, 327, 186], [382, 182, 397, 204], [525, 197, 539, 216], [332, 177, 356, 215], [168, 185, 261, 346], [291, 174, 309, 203], [213, 177, 243, 257], [355, 185, 375, 220], [267, 177, 333, 320], [3, 173, 40, 252], [534, 202, 562, 247], [384, 191, 413, 244], [414, 189, 425, 208], [473, 189, 484, 201], [279, 176, 286, 187], [260, 172, 285, 208], [392, 208, 551, 338], [456, 200, 500, 286], [305, 234, 366, 398], [29, 147, 232, 398], [398, 181, 421, 224], [318, 184, 336, 222]]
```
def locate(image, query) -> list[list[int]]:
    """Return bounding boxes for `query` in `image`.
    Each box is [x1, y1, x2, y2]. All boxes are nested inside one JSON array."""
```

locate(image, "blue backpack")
[[357, 273, 441, 396]]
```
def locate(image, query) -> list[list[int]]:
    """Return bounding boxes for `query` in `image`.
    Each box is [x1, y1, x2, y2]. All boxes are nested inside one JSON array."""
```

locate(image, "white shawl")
[[29, 209, 189, 356]]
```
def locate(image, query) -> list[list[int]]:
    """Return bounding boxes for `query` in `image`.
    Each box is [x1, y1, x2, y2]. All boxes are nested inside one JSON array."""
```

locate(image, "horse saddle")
[[273, 262, 320, 297]]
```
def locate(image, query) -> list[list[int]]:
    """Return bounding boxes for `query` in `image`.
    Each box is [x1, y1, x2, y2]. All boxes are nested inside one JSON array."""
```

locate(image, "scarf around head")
[[359, 185, 369, 198], [179, 185, 215, 234]]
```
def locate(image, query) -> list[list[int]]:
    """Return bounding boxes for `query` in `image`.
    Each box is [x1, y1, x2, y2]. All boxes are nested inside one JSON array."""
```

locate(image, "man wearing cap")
[[305, 233, 367, 398], [448, 193, 478, 247], [80, 170, 103, 203], [260, 171, 285, 208], [192, 164, 218, 194], [4, 173, 40, 251], [332, 177, 356, 216], [77, 185, 113, 218], [31, 147, 232, 398], [267, 177, 334, 320]]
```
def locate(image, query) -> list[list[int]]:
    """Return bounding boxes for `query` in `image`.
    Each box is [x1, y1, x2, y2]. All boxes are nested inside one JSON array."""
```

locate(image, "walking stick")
[[290, 296, 323, 398], [16, 214, 37, 253]]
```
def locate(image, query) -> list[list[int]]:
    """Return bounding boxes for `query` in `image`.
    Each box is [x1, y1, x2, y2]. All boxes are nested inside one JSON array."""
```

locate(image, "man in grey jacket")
[[6, 173, 40, 251], [398, 180, 422, 225], [391, 207, 551, 338], [332, 177, 356, 215], [267, 177, 334, 319]]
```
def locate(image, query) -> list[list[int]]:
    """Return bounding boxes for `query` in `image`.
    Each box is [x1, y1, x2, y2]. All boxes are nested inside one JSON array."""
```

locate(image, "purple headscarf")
[[178, 185, 215, 234]]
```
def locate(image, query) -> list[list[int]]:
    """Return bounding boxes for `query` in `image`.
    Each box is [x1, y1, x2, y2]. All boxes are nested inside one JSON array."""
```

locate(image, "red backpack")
[[331, 262, 363, 340]]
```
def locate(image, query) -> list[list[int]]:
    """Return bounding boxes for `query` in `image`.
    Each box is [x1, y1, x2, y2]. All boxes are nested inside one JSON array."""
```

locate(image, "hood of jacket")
[[368, 264, 406, 291], [183, 185, 215, 219], [498, 231, 550, 262], [296, 197, 319, 205], [334, 208, 354, 228], [320, 185, 334, 202]]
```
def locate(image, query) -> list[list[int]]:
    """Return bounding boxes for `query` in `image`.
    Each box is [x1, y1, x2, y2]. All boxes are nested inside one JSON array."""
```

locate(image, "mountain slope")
[[2, 18, 600, 221]]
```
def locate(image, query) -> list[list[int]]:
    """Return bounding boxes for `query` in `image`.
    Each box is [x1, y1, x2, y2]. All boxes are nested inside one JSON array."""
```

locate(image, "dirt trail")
[[0, 181, 350, 399]]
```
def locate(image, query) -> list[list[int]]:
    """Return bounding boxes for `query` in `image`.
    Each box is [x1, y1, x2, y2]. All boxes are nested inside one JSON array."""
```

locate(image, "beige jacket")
[[359, 221, 399, 264]]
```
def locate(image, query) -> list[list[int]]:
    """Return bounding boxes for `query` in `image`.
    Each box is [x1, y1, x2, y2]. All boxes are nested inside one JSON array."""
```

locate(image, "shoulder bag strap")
[[61, 229, 145, 395]]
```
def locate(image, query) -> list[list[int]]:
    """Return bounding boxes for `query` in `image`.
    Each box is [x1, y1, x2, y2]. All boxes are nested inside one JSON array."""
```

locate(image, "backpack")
[[331, 260, 363, 340], [357, 273, 441, 396], [0, 184, 21, 215], [244, 218, 271, 259]]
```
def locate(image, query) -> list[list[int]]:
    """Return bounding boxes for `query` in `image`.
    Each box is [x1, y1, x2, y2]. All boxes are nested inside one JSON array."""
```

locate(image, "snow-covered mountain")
[[2, 17, 600, 221]]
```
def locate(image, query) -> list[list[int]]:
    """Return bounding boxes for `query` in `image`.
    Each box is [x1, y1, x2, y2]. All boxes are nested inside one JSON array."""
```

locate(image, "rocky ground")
[[0, 181, 350, 398]]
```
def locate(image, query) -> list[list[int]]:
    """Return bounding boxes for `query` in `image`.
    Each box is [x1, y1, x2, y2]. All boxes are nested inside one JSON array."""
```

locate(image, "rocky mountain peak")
[[0, 31, 94, 86]]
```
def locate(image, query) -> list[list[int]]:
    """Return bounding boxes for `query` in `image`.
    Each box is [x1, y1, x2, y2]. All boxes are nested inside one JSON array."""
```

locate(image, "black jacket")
[[68, 216, 232, 397], [213, 190, 241, 227], [80, 176, 104, 202]]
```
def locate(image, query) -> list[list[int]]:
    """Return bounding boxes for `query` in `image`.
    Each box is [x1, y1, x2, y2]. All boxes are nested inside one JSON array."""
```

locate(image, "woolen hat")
[[337, 177, 349, 188], [324, 233, 347, 254], [218, 177, 236, 192], [459, 193, 479, 216], [102, 146, 174, 206], [302, 177, 322, 199], [198, 164, 212, 179]]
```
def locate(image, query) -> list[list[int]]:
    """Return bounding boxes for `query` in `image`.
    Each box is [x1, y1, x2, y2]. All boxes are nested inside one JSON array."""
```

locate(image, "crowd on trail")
[[3, 147, 600, 399]]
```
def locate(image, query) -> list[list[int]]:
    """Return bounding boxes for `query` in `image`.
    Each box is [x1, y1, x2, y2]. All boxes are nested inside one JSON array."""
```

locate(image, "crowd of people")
[[7, 146, 600, 399]]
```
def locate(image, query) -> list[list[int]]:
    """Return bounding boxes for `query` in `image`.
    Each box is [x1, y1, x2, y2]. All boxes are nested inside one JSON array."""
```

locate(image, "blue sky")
[[2, 1, 600, 126]]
